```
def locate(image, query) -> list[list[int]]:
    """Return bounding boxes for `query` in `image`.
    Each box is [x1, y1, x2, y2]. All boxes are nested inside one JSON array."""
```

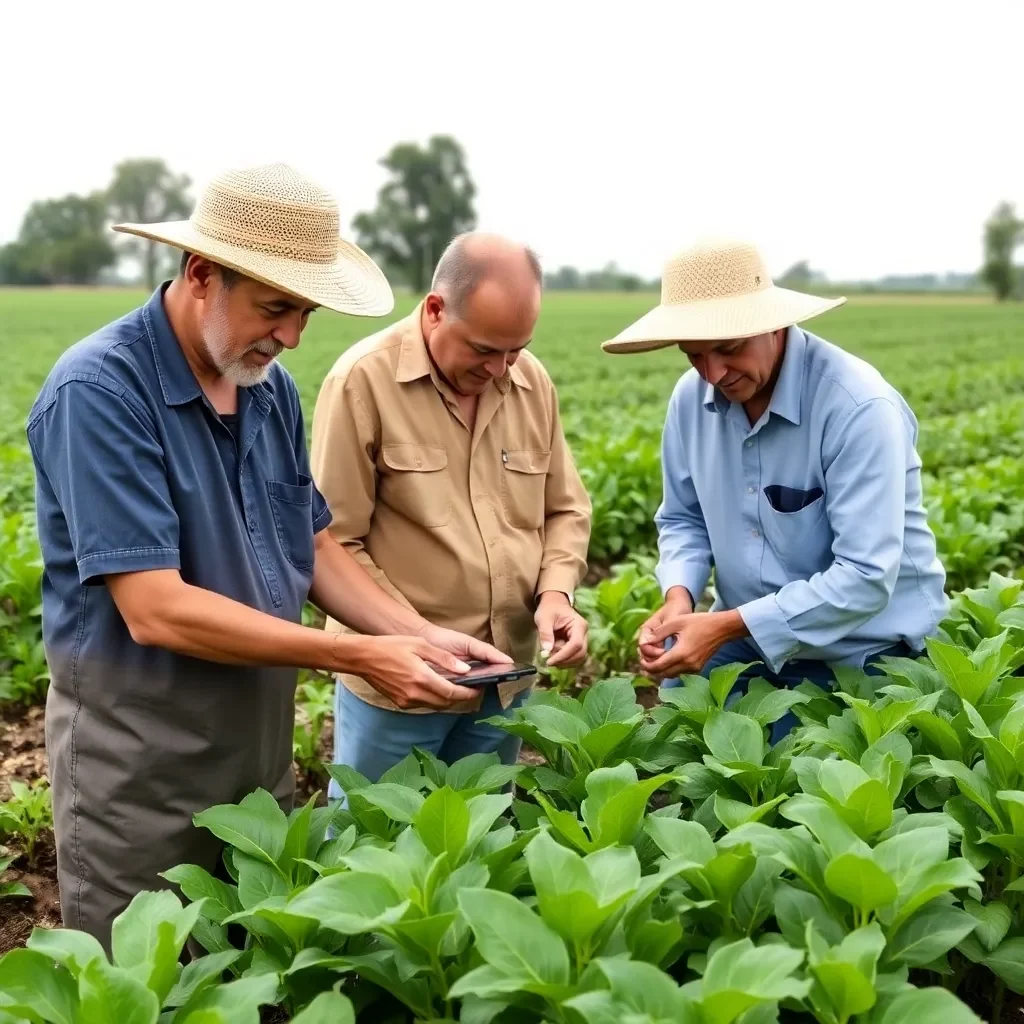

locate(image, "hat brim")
[[601, 286, 846, 353], [112, 220, 395, 317]]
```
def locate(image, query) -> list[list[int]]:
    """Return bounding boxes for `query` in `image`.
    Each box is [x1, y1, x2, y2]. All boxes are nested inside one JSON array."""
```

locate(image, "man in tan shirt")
[[310, 232, 592, 784]]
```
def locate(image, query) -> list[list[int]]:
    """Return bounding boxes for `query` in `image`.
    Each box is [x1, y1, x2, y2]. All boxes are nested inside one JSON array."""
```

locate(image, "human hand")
[[638, 609, 747, 680], [637, 587, 694, 665], [417, 624, 513, 669], [343, 635, 482, 710], [535, 592, 588, 668]]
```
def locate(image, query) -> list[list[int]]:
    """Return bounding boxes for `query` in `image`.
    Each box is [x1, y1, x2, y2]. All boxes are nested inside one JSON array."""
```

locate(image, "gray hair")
[[431, 233, 542, 317]]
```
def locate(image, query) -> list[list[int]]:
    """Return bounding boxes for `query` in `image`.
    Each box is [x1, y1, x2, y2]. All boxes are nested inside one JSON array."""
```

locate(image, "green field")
[[4, 290, 1024, 1020]]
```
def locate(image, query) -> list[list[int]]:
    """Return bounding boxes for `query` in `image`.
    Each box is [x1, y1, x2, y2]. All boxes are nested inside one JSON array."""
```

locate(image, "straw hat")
[[602, 239, 845, 353], [112, 163, 394, 317]]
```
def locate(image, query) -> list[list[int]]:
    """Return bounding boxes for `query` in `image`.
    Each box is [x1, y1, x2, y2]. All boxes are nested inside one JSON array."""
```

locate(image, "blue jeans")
[[327, 682, 529, 800], [663, 638, 911, 744]]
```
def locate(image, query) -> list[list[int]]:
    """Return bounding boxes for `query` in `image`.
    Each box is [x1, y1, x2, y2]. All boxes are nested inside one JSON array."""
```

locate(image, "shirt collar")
[[395, 301, 531, 393], [701, 325, 805, 426], [142, 282, 274, 408]]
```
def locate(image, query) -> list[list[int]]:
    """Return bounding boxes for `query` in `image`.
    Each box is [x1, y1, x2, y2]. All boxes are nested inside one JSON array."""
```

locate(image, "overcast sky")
[[2, 0, 1021, 281]]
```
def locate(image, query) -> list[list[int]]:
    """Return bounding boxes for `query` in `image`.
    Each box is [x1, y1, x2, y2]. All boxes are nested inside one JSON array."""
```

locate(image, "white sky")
[[2, 0, 1021, 281]]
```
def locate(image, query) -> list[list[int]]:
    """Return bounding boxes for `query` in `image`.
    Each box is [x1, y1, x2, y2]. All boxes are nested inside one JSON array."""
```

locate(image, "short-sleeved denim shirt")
[[26, 283, 331, 936]]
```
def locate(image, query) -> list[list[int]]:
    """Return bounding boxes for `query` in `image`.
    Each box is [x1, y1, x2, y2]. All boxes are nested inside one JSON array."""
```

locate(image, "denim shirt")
[[25, 284, 332, 891], [655, 325, 948, 672]]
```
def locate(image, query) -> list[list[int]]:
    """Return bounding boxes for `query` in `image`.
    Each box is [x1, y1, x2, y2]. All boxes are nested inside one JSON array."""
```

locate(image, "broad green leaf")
[[289, 988, 356, 1024], [775, 886, 845, 948], [876, 984, 983, 1023], [984, 936, 1024, 993], [582, 675, 644, 727], [235, 852, 289, 910], [164, 950, 243, 1008], [997, 788, 1024, 833], [285, 871, 408, 934], [280, 793, 317, 879], [535, 792, 593, 853], [731, 857, 784, 934], [0, 948, 78, 1024], [885, 903, 978, 967], [160, 864, 242, 924], [341, 843, 416, 897], [659, 678, 713, 723], [358, 782, 426, 823], [174, 974, 280, 1021], [925, 757, 1007, 829], [449, 963, 546, 1000], [872, 826, 949, 889], [522, 704, 591, 746], [455, 887, 570, 987], [720, 822, 829, 901], [111, 890, 199, 1001], [962, 898, 1011, 952], [77, 959, 159, 1024], [824, 853, 898, 912], [812, 960, 877, 1020], [713, 793, 787, 831], [192, 789, 288, 869], [709, 661, 760, 708], [378, 751, 424, 788], [644, 816, 715, 866], [926, 636, 990, 706], [699, 848, 757, 906], [592, 956, 694, 1020], [731, 679, 812, 726], [704, 710, 765, 766], [908, 711, 963, 760], [780, 794, 870, 858], [465, 793, 513, 850], [890, 858, 983, 930], [25, 926, 106, 974], [701, 937, 810, 1014], [582, 721, 641, 765], [586, 845, 641, 906], [390, 912, 457, 956], [415, 786, 470, 860]]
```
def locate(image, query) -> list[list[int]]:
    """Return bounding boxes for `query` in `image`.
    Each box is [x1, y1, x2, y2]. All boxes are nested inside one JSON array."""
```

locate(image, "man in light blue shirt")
[[603, 239, 947, 734]]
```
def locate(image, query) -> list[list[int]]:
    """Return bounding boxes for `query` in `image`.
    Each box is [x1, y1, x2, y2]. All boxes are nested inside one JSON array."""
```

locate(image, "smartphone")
[[439, 660, 538, 686]]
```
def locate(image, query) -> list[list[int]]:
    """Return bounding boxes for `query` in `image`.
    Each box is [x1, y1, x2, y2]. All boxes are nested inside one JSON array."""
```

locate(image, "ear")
[[183, 255, 217, 299], [423, 292, 445, 323]]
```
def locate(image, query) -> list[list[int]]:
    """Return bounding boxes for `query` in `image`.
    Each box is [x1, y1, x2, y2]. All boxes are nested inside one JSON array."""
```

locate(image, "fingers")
[[465, 637, 513, 666], [414, 666, 479, 707], [545, 618, 587, 667], [413, 640, 470, 675]]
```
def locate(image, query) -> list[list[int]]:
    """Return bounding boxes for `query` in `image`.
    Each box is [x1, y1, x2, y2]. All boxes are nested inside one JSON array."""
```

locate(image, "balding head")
[[431, 232, 542, 319], [420, 232, 543, 397]]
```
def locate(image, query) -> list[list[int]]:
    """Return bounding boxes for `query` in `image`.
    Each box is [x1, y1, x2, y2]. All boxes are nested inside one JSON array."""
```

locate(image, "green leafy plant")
[[0, 778, 52, 868]]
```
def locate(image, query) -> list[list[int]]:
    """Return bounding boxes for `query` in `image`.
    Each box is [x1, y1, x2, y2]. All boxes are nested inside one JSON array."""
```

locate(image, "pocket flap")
[[267, 476, 313, 504], [382, 443, 448, 472], [503, 449, 551, 475]]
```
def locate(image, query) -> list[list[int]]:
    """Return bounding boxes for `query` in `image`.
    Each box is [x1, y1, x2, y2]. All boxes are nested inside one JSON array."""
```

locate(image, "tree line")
[[1, 140, 1021, 300]]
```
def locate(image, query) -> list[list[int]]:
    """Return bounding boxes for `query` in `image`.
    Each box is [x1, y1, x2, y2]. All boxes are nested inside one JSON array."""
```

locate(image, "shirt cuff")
[[737, 594, 801, 674], [536, 568, 580, 604], [655, 559, 710, 607], [77, 546, 181, 586], [312, 505, 333, 534]]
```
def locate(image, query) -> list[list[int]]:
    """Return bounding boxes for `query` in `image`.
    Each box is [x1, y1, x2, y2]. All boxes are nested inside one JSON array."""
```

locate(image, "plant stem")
[[993, 978, 1006, 1024]]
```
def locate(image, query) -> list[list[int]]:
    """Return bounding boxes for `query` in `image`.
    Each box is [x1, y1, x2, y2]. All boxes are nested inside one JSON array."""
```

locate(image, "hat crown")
[[661, 239, 772, 306], [190, 163, 341, 265]]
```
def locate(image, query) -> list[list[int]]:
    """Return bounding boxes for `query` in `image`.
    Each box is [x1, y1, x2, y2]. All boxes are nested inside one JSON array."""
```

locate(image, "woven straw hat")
[[602, 239, 845, 353], [112, 163, 394, 317]]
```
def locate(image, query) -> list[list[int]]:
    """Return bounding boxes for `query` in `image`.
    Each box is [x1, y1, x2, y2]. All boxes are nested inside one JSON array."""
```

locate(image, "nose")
[[703, 351, 729, 385], [271, 314, 304, 350], [483, 353, 509, 378]]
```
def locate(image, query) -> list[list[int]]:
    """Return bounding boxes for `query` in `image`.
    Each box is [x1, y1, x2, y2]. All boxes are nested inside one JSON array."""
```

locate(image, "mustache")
[[247, 338, 284, 358]]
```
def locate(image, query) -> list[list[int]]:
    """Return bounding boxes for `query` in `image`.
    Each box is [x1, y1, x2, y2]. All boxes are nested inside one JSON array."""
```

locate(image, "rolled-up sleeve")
[[739, 398, 907, 671], [654, 385, 713, 604], [27, 381, 180, 585], [536, 384, 591, 600]]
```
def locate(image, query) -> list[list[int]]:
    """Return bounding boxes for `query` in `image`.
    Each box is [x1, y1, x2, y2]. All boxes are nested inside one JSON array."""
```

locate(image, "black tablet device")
[[440, 660, 537, 686]]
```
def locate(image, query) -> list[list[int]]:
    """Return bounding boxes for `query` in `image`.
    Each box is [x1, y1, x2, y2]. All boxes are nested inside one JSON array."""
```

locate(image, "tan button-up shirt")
[[310, 304, 592, 713]]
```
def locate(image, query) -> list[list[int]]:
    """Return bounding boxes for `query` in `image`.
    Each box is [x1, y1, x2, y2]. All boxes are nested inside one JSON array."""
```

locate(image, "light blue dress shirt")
[[655, 325, 948, 673]]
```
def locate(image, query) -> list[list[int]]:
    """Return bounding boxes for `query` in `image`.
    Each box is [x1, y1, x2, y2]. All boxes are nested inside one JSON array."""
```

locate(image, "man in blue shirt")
[[26, 163, 507, 951], [603, 239, 947, 733]]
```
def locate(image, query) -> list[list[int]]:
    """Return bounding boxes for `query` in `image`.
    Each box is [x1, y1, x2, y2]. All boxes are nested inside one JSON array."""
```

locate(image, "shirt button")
[[747, 486, 755, 494], [248, 518, 257, 531], [745, 440, 754, 448], [751, 528, 760, 538]]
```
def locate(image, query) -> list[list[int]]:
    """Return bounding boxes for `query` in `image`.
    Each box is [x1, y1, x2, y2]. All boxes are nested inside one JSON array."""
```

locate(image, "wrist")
[[329, 632, 373, 674], [665, 586, 694, 614], [712, 609, 748, 645], [537, 590, 571, 608]]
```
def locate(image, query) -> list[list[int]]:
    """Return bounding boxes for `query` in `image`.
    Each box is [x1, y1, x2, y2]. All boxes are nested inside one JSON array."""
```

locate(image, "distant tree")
[[545, 266, 583, 290], [353, 136, 477, 291], [981, 202, 1022, 301], [0, 193, 116, 285], [777, 260, 813, 288], [106, 158, 192, 289]]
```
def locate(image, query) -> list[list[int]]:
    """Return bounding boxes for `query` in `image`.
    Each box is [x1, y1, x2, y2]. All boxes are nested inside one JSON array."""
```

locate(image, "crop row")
[[5, 574, 1024, 1021]]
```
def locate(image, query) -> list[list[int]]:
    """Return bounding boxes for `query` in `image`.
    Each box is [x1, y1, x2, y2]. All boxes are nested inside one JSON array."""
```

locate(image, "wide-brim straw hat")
[[602, 238, 846, 353], [112, 163, 394, 317]]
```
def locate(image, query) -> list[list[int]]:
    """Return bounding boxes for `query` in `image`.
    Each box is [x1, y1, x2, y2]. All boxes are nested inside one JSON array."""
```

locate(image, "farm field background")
[[3, 288, 1024, 1020]]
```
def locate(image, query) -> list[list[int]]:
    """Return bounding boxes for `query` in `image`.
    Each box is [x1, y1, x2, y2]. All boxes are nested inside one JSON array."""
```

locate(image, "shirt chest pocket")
[[760, 485, 833, 575], [501, 448, 551, 531], [267, 476, 315, 570], [379, 443, 452, 529]]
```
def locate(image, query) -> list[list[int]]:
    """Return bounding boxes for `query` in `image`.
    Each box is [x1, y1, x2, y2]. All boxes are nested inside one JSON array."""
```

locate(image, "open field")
[[2, 288, 1024, 1020]]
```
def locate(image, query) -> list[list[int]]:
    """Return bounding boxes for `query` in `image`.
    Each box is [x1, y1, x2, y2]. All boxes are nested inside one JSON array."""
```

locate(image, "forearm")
[[655, 520, 713, 602], [115, 571, 368, 673], [537, 511, 590, 599], [309, 533, 428, 638]]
